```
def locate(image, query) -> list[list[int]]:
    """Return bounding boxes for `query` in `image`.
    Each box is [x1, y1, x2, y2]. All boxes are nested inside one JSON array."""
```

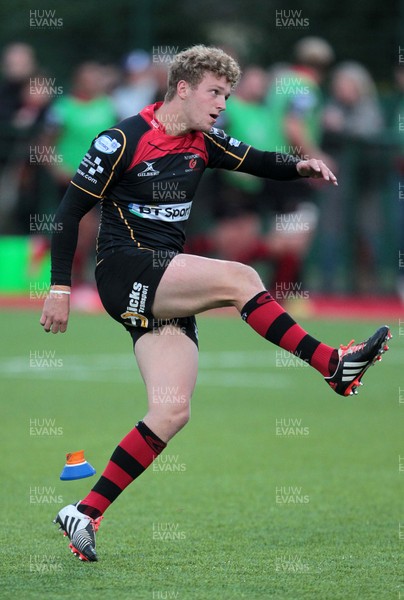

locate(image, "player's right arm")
[[40, 128, 129, 334], [39, 185, 99, 333]]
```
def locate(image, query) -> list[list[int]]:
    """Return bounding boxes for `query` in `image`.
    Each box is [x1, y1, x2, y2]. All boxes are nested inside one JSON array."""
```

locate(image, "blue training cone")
[[60, 450, 96, 481]]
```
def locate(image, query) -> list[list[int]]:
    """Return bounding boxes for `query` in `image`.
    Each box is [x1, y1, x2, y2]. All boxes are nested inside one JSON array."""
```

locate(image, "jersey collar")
[[140, 101, 165, 131]]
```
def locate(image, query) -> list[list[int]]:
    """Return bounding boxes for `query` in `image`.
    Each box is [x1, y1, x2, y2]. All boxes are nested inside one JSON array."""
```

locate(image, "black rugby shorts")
[[95, 247, 198, 348]]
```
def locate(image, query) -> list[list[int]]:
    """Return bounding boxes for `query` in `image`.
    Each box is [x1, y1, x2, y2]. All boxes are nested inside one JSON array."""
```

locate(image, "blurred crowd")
[[0, 39, 400, 300]]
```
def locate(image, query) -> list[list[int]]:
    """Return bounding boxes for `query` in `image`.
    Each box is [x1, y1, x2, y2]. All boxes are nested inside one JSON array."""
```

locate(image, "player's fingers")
[[329, 170, 338, 186], [51, 316, 69, 333], [40, 312, 59, 333], [41, 316, 52, 333], [316, 161, 338, 185], [303, 158, 321, 177], [309, 159, 321, 173], [51, 319, 63, 334], [317, 161, 330, 181], [321, 165, 338, 186]]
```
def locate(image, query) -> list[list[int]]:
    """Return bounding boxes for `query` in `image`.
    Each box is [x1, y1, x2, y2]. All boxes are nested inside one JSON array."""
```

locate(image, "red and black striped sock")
[[241, 291, 338, 377], [77, 421, 166, 518]]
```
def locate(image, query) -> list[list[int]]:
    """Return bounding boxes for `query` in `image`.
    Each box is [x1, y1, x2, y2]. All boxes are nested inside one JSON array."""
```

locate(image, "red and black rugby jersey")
[[51, 102, 300, 285]]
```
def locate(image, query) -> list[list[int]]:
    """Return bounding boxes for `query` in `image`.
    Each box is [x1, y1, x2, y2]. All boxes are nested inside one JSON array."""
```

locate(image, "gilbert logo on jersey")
[[137, 161, 160, 177], [128, 201, 192, 222]]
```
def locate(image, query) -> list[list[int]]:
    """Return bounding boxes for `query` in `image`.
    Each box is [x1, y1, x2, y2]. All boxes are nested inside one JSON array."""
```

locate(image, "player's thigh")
[[152, 253, 264, 319], [135, 324, 198, 416]]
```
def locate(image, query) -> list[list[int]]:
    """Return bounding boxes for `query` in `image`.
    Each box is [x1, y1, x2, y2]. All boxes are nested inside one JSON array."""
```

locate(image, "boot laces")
[[91, 515, 104, 532], [340, 338, 367, 356]]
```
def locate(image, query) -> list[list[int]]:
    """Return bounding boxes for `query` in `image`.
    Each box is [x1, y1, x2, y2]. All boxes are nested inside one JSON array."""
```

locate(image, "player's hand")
[[296, 158, 338, 186], [40, 289, 70, 334]]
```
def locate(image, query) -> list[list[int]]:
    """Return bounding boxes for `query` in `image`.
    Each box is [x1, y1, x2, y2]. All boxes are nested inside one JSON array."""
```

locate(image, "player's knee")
[[229, 260, 261, 285], [226, 261, 263, 301], [173, 406, 190, 430], [164, 398, 191, 429], [161, 402, 190, 435]]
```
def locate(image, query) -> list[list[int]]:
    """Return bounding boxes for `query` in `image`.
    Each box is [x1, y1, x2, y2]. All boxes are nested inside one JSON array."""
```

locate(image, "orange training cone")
[[60, 450, 96, 481]]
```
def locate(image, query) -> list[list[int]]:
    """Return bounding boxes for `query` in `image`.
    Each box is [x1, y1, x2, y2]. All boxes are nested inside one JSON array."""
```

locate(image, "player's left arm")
[[238, 146, 338, 186], [204, 129, 337, 185]]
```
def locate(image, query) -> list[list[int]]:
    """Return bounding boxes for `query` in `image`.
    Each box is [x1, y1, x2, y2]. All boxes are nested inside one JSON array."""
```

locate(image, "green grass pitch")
[[0, 309, 402, 599]]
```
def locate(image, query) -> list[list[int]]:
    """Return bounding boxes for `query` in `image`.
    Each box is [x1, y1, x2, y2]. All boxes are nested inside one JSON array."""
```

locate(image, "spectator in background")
[[0, 42, 37, 123], [42, 62, 117, 292], [263, 37, 334, 305], [112, 50, 158, 120], [0, 43, 50, 233], [44, 61, 116, 189], [323, 62, 383, 137], [99, 62, 122, 97], [321, 62, 384, 292], [7, 73, 54, 234], [12, 73, 52, 130], [382, 65, 404, 301], [202, 66, 273, 267], [266, 37, 335, 167]]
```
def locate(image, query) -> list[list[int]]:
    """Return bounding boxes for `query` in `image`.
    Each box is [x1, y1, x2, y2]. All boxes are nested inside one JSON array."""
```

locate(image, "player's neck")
[[155, 101, 189, 136]]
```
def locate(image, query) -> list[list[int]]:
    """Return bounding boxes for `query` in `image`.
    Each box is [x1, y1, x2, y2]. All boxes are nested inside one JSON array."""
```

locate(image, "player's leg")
[[135, 324, 198, 442], [78, 325, 197, 514], [55, 324, 198, 561], [153, 253, 391, 396], [152, 253, 263, 316], [152, 253, 338, 375], [77, 254, 198, 516]]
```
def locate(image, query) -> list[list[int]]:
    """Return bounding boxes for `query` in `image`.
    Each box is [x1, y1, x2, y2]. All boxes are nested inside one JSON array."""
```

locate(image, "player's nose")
[[217, 99, 226, 112]]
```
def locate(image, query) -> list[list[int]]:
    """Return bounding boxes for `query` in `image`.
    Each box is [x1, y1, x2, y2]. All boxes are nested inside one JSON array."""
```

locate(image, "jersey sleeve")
[[50, 127, 132, 286], [203, 127, 251, 170], [50, 185, 99, 286], [70, 127, 129, 199], [203, 127, 301, 180]]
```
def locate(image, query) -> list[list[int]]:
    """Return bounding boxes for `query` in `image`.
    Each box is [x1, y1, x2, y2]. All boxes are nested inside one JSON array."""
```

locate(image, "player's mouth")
[[210, 114, 218, 123]]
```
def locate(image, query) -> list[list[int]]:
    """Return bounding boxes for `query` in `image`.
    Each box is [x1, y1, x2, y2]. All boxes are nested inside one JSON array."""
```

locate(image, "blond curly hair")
[[165, 45, 241, 101]]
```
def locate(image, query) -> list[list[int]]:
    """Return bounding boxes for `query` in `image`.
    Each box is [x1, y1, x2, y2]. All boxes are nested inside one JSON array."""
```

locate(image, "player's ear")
[[177, 80, 189, 99]]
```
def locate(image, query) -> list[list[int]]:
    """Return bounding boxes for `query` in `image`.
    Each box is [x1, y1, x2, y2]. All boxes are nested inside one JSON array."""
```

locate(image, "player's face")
[[183, 72, 231, 132]]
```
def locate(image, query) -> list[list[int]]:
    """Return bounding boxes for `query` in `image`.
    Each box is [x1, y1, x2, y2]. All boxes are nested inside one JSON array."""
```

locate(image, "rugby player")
[[40, 45, 391, 562]]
